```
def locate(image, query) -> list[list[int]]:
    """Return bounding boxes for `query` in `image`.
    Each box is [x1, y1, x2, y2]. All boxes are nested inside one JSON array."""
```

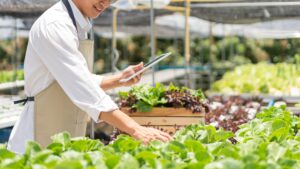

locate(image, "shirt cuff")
[[88, 95, 119, 123], [91, 74, 104, 86]]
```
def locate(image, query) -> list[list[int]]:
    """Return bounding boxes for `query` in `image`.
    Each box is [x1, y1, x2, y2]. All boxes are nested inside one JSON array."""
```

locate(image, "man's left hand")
[[119, 62, 144, 86]]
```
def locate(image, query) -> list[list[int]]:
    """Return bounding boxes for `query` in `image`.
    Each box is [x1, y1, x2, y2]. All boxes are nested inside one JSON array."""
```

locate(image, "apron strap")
[[62, 0, 77, 30], [14, 97, 34, 105]]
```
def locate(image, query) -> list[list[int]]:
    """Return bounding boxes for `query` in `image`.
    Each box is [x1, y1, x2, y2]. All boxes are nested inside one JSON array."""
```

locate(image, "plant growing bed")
[[205, 95, 263, 132], [205, 95, 300, 132], [211, 63, 300, 96], [208, 93, 300, 107], [2, 106, 300, 168]]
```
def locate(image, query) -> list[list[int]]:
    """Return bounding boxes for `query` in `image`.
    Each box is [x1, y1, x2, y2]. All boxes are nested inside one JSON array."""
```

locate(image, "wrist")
[[125, 121, 141, 136], [108, 73, 123, 88], [115, 72, 125, 87]]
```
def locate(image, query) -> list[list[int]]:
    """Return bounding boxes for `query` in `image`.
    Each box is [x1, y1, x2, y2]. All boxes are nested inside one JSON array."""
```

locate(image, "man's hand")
[[130, 125, 172, 144], [119, 62, 144, 86], [100, 109, 172, 144], [100, 62, 144, 90]]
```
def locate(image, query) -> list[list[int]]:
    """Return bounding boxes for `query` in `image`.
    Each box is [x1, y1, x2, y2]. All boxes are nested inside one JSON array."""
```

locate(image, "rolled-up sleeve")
[[91, 74, 104, 86], [31, 21, 118, 122]]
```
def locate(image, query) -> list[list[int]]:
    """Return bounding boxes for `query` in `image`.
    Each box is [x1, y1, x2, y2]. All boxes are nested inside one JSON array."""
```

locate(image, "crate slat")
[[130, 116, 203, 126], [122, 107, 205, 133], [121, 107, 205, 117], [141, 126, 184, 133]]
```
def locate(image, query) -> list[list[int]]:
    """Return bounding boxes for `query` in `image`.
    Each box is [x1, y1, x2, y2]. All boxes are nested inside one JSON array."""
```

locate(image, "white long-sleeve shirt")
[[8, 0, 118, 154]]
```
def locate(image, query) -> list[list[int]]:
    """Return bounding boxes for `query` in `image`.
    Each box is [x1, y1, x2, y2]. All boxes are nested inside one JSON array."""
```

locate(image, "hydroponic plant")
[[212, 62, 300, 96], [118, 83, 209, 113], [1, 106, 300, 168]]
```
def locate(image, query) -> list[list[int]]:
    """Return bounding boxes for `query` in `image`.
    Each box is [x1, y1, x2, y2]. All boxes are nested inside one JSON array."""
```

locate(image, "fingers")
[[128, 74, 141, 85], [153, 128, 172, 141], [121, 64, 143, 84], [131, 76, 139, 83], [154, 133, 169, 142], [124, 62, 143, 73], [131, 126, 172, 145], [143, 135, 156, 145], [135, 74, 142, 82], [144, 127, 172, 143], [158, 130, 173, 140], [132, 62, 144, 71]]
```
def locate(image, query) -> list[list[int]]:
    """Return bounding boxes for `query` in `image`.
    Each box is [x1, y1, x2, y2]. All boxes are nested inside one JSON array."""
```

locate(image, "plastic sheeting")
[[93, 24, 202, 39], [2, 0, 300, 25], [0, 0, 171, 18], [0, 17, 28, 40], [155, 13, 210, 37], [112, 0, 170, 10], [2, 0, 300, 39], [191, 1, 300, 24], [243, 18, 300, 39], [155, 13, 300, 39], [0, 0, 58, 17], [2, 14, 300, 40]]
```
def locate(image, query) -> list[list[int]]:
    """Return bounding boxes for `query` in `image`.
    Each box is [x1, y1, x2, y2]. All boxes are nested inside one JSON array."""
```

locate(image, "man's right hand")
[[99, 109, 172, 144], [130, 125, 172, 144]]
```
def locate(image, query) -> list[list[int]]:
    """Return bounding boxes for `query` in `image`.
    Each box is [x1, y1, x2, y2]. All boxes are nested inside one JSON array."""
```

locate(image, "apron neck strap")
[[62, 0, 77, 30]]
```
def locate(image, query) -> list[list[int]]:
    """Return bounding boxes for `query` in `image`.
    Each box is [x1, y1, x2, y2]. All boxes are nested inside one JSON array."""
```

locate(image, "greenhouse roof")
[[2, 0, 300, 39], [1, 0, 300, 25], [0, 0, 58, 17], [191, 1, 300, 24]]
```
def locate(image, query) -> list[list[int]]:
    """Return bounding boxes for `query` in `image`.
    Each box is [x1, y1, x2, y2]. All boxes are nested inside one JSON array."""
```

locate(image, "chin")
[[89, 11, 102, 19], [90, 15, 99, 19]]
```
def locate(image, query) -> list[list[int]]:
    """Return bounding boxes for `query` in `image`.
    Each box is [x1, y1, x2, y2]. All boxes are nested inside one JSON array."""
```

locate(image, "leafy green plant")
[[211, 62, 300, 96], [118, 83, 207, 113], [0, 70, 24, 83], [3, 106, 300, 168]]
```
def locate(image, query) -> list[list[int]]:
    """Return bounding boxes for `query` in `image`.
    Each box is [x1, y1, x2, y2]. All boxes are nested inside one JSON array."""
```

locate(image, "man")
[[8, 0, 171, 154]]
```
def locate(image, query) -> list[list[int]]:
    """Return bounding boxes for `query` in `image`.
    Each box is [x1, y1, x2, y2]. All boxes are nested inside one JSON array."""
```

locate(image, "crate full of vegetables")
[[118, 83, 209, 133]]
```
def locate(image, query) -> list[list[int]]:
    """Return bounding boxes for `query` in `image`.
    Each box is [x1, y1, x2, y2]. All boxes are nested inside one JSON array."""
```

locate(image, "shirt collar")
[[68, 0, 92, 33]]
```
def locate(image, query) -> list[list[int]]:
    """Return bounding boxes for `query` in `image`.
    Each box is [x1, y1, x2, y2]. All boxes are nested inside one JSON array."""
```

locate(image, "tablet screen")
[[144, 53, 168, 67], [119, 52, 171, 83]]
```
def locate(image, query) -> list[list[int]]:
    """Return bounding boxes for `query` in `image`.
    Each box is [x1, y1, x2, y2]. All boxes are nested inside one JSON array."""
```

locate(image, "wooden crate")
[[121, 107, 205, 133]]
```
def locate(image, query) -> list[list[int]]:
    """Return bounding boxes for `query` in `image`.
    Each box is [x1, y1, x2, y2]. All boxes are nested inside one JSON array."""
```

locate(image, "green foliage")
[[94, 36, 300, 74], [0, 143, 7, 149], [3, 106, 300, 168], [118, 83, 206, 112], [236, 106, 299, 143], [0, 70, 24, 83], [211, 62, 300, 96], [131, 83, 167, 107]]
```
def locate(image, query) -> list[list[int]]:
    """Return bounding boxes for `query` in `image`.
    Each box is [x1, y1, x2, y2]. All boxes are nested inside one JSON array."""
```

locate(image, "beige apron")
[[34, 40, 94, 147]]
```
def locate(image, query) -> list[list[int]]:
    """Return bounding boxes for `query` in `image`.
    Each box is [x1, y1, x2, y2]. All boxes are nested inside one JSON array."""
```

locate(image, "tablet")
[[119, 52, 171, 83]]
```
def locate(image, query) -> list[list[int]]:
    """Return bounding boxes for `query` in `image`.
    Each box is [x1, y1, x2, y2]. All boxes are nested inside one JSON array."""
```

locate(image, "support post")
[[111, 8, 120, 73], [184, 0, 191, 87], [150, 0, 156, 86], [90, 19, 95, 139]]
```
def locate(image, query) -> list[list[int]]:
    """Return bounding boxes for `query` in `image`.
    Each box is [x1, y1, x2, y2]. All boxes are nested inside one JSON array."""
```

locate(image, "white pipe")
[[192, 2, 300, 8], [150, 0, 156, 86]]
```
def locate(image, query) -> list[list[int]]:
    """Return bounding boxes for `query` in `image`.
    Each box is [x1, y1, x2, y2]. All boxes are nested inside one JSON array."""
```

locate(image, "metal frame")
[[90, 20, 95, 139], [150, 0, 156, 86], [191, 2, 300, 8], [110, 4, 188, 86], [109, 0, 235, 86], [184, 0, 191, 87]]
